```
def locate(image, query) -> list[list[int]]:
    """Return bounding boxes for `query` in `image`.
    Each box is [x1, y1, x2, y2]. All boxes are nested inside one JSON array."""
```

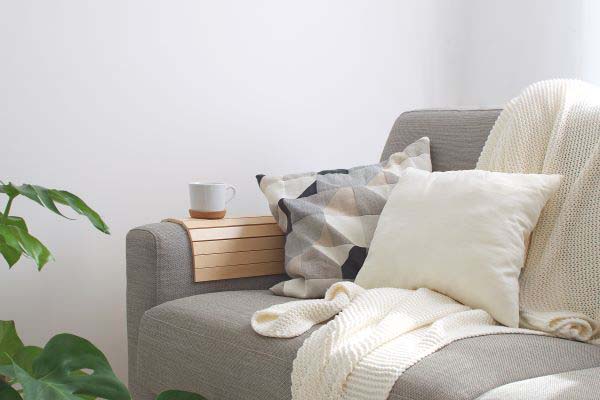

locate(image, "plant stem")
[[2, 196, 14, 220]]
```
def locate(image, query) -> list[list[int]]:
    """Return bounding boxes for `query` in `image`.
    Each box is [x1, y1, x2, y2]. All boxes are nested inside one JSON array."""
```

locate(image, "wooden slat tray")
[[195, 248, 284, 268], [189, 224, 283, 241], [177, 216, 276, 229], [193, 236, 285, 255], [165, 216, 286, 282], [193, 261, 284, 282]]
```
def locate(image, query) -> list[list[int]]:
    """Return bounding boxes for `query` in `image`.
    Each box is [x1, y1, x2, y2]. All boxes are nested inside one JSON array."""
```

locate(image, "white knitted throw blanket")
[[251, 80, 600, 400], [252, 282, 537, 400], [477, 79, 600, 344]]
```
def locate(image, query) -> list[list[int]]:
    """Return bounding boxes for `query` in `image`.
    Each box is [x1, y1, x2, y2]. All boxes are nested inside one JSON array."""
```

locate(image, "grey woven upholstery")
[[476, 367, 600, 400], [126, 224, 287, 398], [136, 290, 301, 399], [478, 367, 600, 400], [381, 109, 501, 171], [136, 290, 600, 400], [130, 109, 600, 400], [395, 336, 600, 400]]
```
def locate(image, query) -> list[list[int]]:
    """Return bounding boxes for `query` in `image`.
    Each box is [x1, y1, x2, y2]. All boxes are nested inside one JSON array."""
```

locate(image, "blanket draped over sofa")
[[253, 282, 538, 400], [252, 80, 600, 400], [477, 79, 600, 344]]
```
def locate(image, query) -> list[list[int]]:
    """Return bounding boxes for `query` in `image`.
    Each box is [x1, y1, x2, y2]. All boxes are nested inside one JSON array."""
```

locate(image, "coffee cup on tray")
[[188, 182, 236, 219]]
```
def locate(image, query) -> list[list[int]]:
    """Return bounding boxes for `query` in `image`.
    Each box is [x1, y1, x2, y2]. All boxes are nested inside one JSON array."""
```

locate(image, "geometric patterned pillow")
[[256, 137, 431, 233], [270, 184, 394, 298], [256, 137, 432, 298]]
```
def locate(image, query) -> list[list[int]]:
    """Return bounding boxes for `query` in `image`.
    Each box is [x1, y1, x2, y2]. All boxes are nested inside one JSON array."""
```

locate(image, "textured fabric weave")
[[477, 80, 600, 343], [258, 137, 431, 232], [355, 168, 561, 327], [396, 335, 600, 400], [259, 137, 431, 298], [381, 109, 500, 169], [136, 290, 600, 400], [271, 184, 394, 298], [126, 224, 286, 399], [253, 282, 538, 400], [253, 282, 363, 338], [129, 106, 600, 399], [476, 367, 600, 400]]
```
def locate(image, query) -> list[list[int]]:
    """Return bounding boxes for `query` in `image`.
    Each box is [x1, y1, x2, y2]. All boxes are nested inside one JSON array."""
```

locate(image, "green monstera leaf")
[[0, 232, 21, 267], [0, 321, 23, 365], [12, 346, 43, 376], [0, 181, 109, 270], [12, 333, 130, 400], [0, 321, 208, 399], [0, 222, 53, 270], [0, 217, 26, 268], [9, 184, 109, 234], [0, 380, 22, 400], [0, 321, 39, 379], [0, 323, 129, 400]]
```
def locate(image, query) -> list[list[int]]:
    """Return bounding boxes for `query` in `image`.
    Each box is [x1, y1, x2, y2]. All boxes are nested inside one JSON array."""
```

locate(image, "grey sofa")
[[127, 109, 600, 400]]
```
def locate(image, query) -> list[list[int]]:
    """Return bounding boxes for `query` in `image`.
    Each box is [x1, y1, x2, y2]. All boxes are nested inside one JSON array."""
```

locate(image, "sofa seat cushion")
[[476, 367, 600, 400], [136, 290, 600, 400], [393, 334, 600, 400], [137, 290, 305, 400]]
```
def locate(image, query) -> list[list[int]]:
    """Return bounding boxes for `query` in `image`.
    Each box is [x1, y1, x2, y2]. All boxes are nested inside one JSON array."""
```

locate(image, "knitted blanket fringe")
[[477, 79, 600, 344], [252, 282, 539, 400]]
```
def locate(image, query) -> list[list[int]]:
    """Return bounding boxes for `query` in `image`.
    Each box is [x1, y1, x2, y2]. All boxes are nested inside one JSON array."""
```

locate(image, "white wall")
[[0, 0, 597, 383], [457, 0, 600, 105], [0, 0, 463, 381]]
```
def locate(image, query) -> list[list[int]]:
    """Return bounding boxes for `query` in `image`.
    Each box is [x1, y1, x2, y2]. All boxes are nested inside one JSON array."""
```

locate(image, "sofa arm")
[[126, 221, 287, 394]]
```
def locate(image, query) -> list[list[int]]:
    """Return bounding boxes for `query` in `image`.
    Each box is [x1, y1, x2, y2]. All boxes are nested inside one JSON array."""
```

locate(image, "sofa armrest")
[[126, 221, 287, 393]]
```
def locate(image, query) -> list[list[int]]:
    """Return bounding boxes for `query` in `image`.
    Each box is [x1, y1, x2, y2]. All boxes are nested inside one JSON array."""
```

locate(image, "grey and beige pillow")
[[256, 137, 431, 298], [257, 137, 431, 233]]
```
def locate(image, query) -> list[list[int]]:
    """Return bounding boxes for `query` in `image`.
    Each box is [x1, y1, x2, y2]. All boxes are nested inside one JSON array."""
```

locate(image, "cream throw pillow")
[[355, 168, 561, 327]]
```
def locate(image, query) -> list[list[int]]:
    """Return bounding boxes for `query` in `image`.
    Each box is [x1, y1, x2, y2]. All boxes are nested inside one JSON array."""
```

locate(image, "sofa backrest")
[[381, 109, 502, 171]]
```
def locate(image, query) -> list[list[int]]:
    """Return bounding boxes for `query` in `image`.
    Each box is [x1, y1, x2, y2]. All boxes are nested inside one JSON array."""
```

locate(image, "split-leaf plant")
[[0, 181, 110, 270], [0, 182, 205, 399]]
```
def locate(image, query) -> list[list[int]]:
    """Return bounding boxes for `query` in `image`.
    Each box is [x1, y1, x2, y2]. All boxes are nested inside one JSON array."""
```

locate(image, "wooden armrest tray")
[[165, 216, 285, 282]]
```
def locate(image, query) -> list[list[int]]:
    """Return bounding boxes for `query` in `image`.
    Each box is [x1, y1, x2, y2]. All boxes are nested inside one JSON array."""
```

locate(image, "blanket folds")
[[252, 281, 364, 338], [252, 79, 600, 400], [253, 282, 539, 400], [477, 79, 600, 343]]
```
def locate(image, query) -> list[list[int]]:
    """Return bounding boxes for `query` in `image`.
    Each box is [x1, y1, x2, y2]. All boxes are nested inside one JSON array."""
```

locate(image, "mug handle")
[[225, 185, 237, 204]]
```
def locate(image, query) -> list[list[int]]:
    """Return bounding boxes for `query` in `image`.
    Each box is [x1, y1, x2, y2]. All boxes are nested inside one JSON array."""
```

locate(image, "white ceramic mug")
[[189, 182, 236, 212]]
